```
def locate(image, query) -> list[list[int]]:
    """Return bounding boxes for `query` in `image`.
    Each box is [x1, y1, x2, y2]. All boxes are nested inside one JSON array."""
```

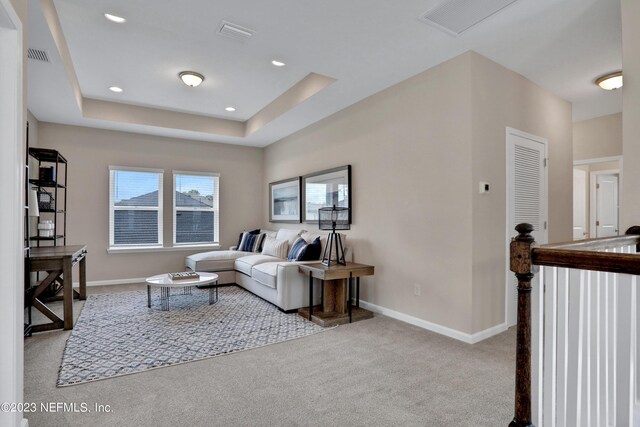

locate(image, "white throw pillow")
[[261, 236, 289, 259]]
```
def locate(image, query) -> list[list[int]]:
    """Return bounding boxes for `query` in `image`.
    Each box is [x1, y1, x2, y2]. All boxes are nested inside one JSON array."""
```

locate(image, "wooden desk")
[[28, 245, 87, 332], [298, 262, 374, 327]]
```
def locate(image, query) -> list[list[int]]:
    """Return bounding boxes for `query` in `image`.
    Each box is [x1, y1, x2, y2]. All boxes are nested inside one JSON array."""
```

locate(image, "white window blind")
[[109, 166, 163, 248], [173, 171, 219, 245]]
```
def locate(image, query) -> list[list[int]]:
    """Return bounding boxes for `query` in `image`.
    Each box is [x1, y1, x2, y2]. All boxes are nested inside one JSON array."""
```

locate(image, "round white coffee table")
[[146, 272, 219, 311]]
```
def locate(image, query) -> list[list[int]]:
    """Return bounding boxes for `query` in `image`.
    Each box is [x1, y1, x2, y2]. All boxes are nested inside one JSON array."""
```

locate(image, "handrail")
[[507, 223, 640, 427]]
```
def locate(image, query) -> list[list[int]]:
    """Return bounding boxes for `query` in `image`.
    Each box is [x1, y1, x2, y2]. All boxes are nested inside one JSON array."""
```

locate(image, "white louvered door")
[[506, 128, 548, 325]]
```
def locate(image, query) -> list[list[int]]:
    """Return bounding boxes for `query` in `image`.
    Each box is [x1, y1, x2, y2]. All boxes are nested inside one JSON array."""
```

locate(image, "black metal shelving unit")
[[28, 147, 68, 247]]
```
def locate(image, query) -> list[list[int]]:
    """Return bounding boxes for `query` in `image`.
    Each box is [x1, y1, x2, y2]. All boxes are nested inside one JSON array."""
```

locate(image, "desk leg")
[[348, 273, 353, 323], [308, 272, 313, 321], [356, 277, 360, 308], [79, 256, 87, 300], [63, 257, 73, 330], [147, 285, 151, 308]]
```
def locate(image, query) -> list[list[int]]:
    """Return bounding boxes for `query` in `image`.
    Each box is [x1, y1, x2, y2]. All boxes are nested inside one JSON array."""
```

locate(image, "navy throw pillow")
[[238, 232, 266, 253], [287, 237, 307, 261], [298, 237, 321, 261]]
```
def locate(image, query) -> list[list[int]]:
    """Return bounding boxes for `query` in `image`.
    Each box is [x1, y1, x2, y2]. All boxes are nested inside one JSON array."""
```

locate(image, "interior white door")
[[595, 174, 619, 237], [506, 128, 548, 326], [573, 168, 587, 240]]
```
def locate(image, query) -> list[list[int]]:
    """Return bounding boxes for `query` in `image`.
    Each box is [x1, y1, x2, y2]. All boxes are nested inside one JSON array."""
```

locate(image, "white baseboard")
[[73, 277, 146, 287], [358, 300, 508, 344]]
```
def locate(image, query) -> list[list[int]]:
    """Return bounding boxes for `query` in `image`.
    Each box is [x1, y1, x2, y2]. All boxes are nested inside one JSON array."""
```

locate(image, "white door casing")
[[0, 1, 25, 427], [573, 168, 588, 240]]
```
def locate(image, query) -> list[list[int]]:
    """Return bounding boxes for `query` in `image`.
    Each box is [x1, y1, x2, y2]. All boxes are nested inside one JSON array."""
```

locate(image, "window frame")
[[172, 170, 220, 247], [108, 166, 164, 250]]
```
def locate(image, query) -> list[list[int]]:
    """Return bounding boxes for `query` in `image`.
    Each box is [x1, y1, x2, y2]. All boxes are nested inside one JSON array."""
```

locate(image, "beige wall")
[[36, 123, 263, 281], [264, 53, 475, 333], [27, 110, 39, 148], [470, 52, 573, 332], [573, 113, 622, 161], [263, 51, 573, 335], [621, 0, 640, 229]]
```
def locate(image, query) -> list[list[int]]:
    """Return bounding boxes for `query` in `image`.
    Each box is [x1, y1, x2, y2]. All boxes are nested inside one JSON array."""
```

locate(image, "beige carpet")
[[24, 284, 515, 426]]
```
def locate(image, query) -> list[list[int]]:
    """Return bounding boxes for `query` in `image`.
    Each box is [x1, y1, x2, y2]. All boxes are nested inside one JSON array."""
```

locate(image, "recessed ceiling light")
[[271, 60, 286, 67], [179, 71, 204, 87], [104, 13, 126, 23], [109, 86, 123, 93], [595, 71, 623, 90], [225, 107, 236, 112]]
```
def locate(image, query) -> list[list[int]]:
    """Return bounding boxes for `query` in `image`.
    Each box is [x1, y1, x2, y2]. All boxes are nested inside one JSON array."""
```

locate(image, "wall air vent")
[[217, 21, 255, 42], [27, 48, 50, 63], [419, 0, 520, 36]]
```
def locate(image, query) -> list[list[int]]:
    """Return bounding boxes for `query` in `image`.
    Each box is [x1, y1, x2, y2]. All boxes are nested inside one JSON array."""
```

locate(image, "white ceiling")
[[27, 0, 622, 147]]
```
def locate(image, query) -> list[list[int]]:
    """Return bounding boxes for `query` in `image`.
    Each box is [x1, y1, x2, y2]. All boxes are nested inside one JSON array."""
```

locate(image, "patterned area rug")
[[58, 286, 326, 386]]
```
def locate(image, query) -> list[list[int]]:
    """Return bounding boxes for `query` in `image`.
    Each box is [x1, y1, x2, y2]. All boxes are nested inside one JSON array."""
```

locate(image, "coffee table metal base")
[[147, 285, 218, 311]]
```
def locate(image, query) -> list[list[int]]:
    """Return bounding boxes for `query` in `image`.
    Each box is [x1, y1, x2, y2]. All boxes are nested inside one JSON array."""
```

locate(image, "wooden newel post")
[[508, 223, 536, 427]]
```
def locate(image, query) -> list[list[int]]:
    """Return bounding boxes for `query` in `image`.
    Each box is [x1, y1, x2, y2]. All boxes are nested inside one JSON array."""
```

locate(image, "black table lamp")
[[318, 205, 350, 266]]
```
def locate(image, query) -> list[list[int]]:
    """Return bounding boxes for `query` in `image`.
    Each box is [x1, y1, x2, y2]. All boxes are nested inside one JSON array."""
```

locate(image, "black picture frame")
[[302, 165, 351, 224], [269, 177, 302, 223]]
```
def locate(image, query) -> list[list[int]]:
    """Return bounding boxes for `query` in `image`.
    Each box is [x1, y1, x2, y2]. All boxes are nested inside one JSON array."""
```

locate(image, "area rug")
[[57, 286, 326, 386]]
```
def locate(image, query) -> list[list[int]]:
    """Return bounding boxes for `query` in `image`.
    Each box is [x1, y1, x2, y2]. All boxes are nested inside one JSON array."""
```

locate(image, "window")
[[173, 171, 219, 245], [109, 167, 163, 248]]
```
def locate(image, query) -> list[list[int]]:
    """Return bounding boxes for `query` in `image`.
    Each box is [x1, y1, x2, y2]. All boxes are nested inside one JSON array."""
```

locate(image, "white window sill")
[[107, 244, 220, 254]]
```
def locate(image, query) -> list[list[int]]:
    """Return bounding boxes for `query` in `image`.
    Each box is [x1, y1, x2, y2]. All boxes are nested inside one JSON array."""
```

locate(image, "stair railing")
[[508, 223, 640, 427]]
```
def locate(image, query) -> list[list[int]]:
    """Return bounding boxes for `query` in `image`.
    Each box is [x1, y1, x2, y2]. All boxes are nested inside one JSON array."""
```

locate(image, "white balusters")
[[534, 245, 638, 426]]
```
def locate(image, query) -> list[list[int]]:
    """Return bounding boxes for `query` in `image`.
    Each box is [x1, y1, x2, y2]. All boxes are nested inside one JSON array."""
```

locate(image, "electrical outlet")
[[413, 284, 421, 296]]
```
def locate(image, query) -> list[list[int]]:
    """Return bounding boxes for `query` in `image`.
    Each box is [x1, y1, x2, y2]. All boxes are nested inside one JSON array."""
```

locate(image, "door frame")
[[589, 169, 621, 238], [505, 127, 548, 327], [573, 167, 588, 240], [0, 1, 25, 426], [572, 155, 623, 239]]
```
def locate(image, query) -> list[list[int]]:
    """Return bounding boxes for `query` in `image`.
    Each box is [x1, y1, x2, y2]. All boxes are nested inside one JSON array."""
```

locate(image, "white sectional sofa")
[[185, 229, 350, 312]]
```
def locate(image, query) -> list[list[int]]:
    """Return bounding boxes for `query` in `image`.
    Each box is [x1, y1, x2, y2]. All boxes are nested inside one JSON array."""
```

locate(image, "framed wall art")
[[302, 165, 351, 224], [269, 177, 302, 223]]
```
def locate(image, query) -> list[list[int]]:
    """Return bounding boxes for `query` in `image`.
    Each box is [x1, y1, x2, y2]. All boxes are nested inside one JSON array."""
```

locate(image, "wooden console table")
[[27, 245, 87, 332], [298, 262, 374, 327]]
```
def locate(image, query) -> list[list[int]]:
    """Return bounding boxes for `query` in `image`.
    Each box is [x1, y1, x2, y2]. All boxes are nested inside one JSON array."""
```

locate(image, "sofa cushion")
[[276, 229, 305, 247], [239, 232, 266, 253], [186, 250, 251, 272], [235, 254, 283, 276], [260, 229, 278, 238], [287, 237, 307, 261], [261, 236, 289, 259], [251, 262, 278, 289]]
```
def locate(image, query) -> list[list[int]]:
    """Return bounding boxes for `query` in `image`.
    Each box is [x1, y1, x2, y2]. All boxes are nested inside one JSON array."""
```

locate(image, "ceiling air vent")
[[27, 48, 50, 63], [419, 0, 521, 36], [217, 21, 255, 42]]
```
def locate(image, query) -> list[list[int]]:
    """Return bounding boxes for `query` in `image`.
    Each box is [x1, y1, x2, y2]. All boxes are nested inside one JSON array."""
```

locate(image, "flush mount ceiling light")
[[271, 60, 286, 67], [104, 13, 126, 23], [179, 71, 204, 87], [109, 86, 123, 93], [595, 71, 623, 90], [225, 106, 236, 112]]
